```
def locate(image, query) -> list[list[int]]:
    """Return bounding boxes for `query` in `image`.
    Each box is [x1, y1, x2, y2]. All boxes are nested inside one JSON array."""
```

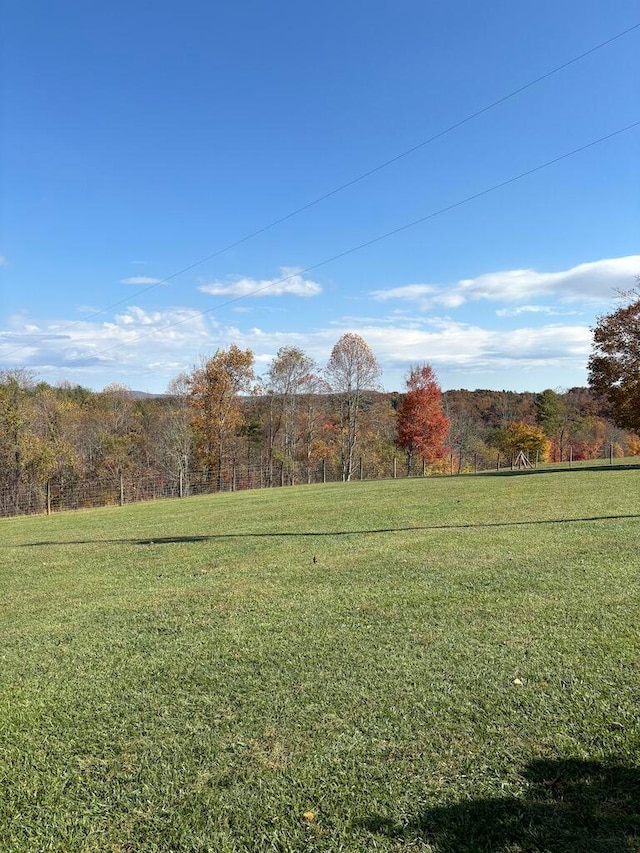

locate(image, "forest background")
[[1, 330, 635, 518]]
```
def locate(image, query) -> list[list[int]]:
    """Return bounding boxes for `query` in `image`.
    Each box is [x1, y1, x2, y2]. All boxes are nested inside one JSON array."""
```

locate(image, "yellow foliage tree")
[[493, 421, 550, 463], [188, 346, 255, 488]]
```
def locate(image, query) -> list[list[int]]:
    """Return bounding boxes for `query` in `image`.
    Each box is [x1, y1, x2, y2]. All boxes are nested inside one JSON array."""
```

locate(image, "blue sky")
[[1, 1, 639, 393]]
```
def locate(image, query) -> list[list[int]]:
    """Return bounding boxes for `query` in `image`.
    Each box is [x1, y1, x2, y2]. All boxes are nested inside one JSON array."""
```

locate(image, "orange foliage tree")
[[396, 364, 449, 469], [187, 346, 255, 488]]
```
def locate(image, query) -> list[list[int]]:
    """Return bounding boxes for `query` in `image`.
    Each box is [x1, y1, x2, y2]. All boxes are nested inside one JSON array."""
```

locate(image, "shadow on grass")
[[15, 513, 640, 547], [363, 758, 640, 852]]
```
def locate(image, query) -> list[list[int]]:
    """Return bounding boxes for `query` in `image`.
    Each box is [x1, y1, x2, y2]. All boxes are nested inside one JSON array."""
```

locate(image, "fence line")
[[0, 443, 624, 519]]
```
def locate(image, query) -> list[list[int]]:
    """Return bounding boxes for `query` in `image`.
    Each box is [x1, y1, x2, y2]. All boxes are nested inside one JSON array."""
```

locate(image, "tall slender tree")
[[326, 333, 381, 481], [535, 389, 568, 461], [265, 346, 318, 480]]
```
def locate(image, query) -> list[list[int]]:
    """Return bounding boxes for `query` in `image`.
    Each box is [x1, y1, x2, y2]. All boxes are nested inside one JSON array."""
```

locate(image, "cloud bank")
[[0, 306, 592, 393], [372, 255, 640, 308]]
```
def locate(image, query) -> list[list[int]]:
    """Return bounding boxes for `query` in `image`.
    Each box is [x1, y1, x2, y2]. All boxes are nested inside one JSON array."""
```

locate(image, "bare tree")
[[326, 333, 381, 481], [265, 347, 318, 481]]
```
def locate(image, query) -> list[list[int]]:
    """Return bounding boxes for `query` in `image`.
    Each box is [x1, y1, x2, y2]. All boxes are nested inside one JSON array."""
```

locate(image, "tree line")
[[1, 321, 637, 516]]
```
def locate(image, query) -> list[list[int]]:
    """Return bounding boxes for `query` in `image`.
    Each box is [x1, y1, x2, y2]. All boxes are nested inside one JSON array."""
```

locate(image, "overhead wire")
[[2, 20, 638, 361], [55, 119, 640, 366]]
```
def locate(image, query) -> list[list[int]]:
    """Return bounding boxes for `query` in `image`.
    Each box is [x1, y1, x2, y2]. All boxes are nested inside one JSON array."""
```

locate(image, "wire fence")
[[0, 444, 626, 519]]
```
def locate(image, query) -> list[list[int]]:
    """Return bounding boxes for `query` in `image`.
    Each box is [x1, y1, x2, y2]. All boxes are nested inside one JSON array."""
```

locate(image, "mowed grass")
[[1, 470, 639, 852]]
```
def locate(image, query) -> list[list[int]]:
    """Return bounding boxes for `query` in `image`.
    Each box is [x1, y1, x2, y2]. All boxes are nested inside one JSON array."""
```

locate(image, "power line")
[[55, 119, 640, 367], [3, 20, 638, 361]]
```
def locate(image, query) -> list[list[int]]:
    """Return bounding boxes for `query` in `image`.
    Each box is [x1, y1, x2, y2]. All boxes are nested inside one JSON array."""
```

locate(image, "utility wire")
[[3, 20, 638, 361], [57, 119, 640, 367]]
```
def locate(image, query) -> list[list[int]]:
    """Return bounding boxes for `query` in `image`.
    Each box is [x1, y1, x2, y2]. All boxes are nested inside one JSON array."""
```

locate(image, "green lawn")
[[1, 470, 639, 852]]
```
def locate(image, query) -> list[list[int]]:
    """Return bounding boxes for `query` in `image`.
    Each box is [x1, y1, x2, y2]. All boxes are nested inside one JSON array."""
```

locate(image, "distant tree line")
[[1, 325, 637, 515]]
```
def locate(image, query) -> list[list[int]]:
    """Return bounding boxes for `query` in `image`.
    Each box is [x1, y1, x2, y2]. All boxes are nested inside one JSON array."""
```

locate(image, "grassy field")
[[1, 469, 639, 852]]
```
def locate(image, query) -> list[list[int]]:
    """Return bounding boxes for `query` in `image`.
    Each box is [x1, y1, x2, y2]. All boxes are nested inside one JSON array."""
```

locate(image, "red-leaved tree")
[[397, 364, 449, 468]]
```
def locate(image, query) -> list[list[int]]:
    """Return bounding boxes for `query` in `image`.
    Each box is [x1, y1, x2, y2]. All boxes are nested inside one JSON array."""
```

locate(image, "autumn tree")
[[265, 346, 319, 481], [29, 384, 81, 482], [188, 345, 255, 488], [445, 392, 490, 472], [396, 363, 449, 470], [132, 376, 194, 495], [297, 372, 331, 482], [588, 292, 640, 434], [157, 372, 194, 484], [492, 421, 550, 464], [91, 384, 143, 478], [326, 333, 381, 481], [0, 370, 34, 512]]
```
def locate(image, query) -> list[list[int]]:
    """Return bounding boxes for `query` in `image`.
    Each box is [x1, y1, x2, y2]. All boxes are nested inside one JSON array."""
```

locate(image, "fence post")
[[232, 460, 237, 492], [393, 456, 397, 479], [179, 469, 184, 498], [322, 458, 326, 483], [359, 456, 363, 480], [450, 453, 454, 476], [120, 472, 124, 506], [569, 446, 573, 467], [281, 464, 285, 487], [609, 442, 613, 465], [474, 454, 478, 474], [422, 458, 426, 477], [496, 453, 500, 471], [46, 480, 51, 516]]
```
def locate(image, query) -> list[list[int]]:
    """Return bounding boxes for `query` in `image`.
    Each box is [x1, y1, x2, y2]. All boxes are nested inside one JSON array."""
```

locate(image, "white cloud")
[[495, 305, 580, 317], [454, 256, 640, 304], [200, 267, 322, 299], [371, 284, 437, 301], [371, 255, 640, 309], [120, 276, 162, 285], [203, 318, 592, 377], [0, 307, 213, 376]]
